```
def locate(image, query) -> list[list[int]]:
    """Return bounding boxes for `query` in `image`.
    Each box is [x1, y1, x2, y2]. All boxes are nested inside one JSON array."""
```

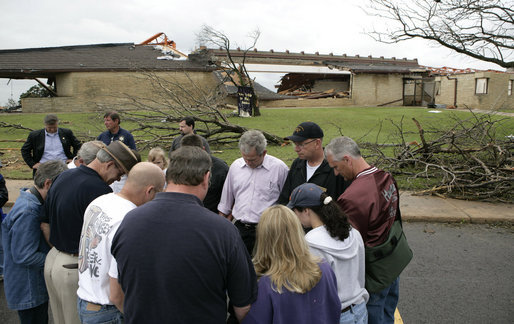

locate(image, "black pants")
[[18, 301, 48, 324], [234, 220, 257, 256]]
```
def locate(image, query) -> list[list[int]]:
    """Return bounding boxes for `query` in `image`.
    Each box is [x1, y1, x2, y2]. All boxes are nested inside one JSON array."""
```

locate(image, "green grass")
[[1, 107, 513, 183], [498, 107, 514, 113]]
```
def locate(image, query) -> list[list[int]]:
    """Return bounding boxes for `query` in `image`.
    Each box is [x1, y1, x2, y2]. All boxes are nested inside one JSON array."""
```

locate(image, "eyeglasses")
[[294, 139, 317, 148]]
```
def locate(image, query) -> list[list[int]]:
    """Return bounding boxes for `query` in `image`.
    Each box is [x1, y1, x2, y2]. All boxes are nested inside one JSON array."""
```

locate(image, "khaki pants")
[[44, 247, 81, 324]]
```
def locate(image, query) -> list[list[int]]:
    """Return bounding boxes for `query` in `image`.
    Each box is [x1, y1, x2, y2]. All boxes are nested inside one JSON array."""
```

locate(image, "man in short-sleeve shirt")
[[97, 111, 136, 150], [44, 142, 140, 324], [77, 162, 165, 323]]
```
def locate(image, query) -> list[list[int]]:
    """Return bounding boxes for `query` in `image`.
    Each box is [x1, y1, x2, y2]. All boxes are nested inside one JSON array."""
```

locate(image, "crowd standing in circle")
[[2, 114, 408, 324]]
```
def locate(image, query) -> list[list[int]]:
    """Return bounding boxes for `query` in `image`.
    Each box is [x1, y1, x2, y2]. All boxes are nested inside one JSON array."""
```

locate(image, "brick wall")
[[435, 72, 514, 110], [22, 71, 219, 113], [352, 74, 404, 106]]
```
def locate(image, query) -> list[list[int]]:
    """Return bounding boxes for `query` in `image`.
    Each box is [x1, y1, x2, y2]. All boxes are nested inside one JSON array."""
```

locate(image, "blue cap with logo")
[[287, 183, 325, 209]]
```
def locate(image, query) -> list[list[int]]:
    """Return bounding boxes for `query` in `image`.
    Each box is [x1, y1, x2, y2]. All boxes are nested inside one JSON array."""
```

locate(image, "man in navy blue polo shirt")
[[44, 141, 140, 324], [111, 146, 257, 323], [97, 111, 136, 150]]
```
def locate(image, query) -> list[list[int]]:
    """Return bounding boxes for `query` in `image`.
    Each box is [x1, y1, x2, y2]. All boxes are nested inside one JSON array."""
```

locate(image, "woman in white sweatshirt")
[[287, 183, 369, 324]]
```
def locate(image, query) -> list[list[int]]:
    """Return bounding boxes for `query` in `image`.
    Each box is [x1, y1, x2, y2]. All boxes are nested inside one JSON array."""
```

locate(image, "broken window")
[[475, 78, 488, 94]]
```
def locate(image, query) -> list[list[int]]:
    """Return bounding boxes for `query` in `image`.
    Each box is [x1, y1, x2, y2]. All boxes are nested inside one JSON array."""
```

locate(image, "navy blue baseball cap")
[[287, 183, 324, 209], [284, 122, 324, 142]]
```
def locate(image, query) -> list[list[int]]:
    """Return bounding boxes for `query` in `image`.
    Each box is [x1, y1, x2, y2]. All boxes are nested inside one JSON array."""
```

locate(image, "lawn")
[[1, 107, 512, 184]]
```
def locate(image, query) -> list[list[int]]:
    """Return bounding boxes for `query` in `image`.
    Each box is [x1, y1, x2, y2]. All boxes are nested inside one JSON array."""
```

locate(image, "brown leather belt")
[[342, 304, 355, 313], [86, 302, 102, 312]]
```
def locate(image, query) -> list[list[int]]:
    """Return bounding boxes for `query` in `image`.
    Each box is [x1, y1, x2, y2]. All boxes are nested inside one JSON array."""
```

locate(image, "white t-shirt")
[[67, 157, 78, 169], [110, 174, 127, 193], [306, 162, 321, 181], [77, 193, 136, 305]]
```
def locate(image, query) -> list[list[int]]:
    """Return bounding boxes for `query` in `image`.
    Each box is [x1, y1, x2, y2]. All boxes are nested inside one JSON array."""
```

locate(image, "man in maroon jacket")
[[325, 136, 399, 324]]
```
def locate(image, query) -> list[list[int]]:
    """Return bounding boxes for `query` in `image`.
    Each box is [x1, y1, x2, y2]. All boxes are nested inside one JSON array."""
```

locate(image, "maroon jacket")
[[337, 167, 398, 247]]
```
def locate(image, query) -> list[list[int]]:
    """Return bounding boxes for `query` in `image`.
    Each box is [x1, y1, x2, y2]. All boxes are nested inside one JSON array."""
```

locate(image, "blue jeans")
[[340, 302, 368, 324], [366, 277, 399, 324], [77, 297, 123, 324], [0, 226, 3, 276], [17, 301, 49, 324]]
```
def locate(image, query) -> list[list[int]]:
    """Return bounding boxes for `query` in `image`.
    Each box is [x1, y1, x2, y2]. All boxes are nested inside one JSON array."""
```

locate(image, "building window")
[[509, 80, 513, 96], [475, 78, 488, 94]]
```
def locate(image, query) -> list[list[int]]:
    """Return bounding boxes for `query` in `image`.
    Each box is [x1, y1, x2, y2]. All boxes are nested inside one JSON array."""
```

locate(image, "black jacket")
[[203, 155, 229, 213], [21, 128, 81, 168], [277, 158, 351, 205]]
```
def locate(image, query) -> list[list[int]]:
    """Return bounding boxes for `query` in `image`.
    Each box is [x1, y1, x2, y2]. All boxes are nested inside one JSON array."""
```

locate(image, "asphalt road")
[[1, 222, 513, 323], [398, 222, 514, 323]]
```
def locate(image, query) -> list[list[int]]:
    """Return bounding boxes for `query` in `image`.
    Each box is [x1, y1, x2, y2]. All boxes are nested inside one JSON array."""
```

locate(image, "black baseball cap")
[[284, 122, 324, 142]]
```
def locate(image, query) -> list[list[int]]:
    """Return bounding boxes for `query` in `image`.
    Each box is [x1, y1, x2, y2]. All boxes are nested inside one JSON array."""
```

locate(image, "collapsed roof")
[[213, 70, 289, 100]]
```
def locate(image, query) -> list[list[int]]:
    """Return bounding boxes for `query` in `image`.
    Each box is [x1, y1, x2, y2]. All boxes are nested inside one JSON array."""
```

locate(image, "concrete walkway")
[[3, 179, 513, 223]]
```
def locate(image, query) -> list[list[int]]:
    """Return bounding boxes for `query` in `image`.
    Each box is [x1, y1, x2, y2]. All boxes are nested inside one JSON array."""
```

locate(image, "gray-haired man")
[[44, 141, 140, 324], [218, 130, 289, 255], [67, 140, 104, 169], [325, 136, 401, 324]]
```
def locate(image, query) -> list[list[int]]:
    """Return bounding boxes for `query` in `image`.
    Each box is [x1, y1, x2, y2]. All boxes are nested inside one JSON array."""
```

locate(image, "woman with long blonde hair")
[[242, 205, 340, 324]]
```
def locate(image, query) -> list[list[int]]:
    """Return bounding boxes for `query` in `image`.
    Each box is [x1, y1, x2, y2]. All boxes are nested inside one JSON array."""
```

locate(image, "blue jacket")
[[97, 127, 136, 150], [1, 189, 50, 310]]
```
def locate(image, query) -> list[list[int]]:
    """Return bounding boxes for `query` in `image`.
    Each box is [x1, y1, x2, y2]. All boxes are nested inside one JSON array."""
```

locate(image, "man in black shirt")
[[180, 134, 228, 213], [277, 121, 349, 205]]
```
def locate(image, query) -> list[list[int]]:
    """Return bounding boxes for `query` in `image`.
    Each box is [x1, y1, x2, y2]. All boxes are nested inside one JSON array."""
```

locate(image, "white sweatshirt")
[[306, 226, 369, 309]]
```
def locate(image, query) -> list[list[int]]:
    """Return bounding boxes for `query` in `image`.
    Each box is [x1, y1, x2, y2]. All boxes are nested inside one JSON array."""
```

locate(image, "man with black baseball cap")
[[277, 121, 350, 205]]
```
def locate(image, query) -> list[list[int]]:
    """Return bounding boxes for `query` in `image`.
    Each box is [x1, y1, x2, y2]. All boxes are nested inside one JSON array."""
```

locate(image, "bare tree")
[[93, 71, 282, 151], [365, 0, 514, 69], [196, 24, 262, 116], [360, 112, 514, 202]]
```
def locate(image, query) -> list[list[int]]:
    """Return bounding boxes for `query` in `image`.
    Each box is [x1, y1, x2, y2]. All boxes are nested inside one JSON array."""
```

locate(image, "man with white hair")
[[67, 140, 104, 169]]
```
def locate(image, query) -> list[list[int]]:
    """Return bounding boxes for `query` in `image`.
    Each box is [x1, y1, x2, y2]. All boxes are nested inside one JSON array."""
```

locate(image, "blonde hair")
[[253, 205, 321, 294], [147, 147, 168, 170]]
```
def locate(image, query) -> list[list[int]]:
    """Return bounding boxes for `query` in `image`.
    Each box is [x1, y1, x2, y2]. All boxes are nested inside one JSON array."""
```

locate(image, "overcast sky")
[[0, 0, 503, 106]]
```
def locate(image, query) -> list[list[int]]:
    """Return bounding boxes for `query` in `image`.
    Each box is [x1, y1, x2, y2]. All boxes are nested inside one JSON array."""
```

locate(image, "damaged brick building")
[[0, 38, 511, 112]]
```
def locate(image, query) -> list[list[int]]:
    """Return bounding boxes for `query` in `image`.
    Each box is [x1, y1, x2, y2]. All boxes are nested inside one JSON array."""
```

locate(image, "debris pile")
[[276, 73, 351, 99], [278, 88, 350, 99]]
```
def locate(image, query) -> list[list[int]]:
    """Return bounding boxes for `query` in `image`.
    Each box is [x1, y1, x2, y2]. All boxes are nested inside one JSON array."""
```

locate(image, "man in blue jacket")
[[2, 160, 67, 324]]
